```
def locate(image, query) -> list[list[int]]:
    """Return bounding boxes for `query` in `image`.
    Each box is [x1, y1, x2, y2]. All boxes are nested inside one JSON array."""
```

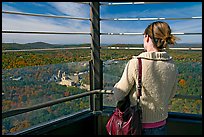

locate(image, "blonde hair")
[[144, 21, 179, 51]]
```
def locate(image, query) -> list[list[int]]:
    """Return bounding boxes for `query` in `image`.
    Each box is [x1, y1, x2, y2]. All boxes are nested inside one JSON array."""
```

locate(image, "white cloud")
[[2, 2, 91, 44], [2, 4, 20, 12], [2, 13, 91, 44], [48, 2, 90, 18], [170, 20, 202, 33], [101, 3, 202, 18], [2, 2, 202, 44], [100, 3, 202, 44], [2, 14, 90, 31]]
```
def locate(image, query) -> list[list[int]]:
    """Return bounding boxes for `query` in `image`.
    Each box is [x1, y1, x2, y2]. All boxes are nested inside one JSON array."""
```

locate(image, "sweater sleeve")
[[113, 59, 137, 102]]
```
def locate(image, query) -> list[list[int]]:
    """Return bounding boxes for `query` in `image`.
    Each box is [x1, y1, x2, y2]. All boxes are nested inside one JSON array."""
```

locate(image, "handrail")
[[168, 47, 202, 51], [101, 47, 202, 51], [100, 2, 171, 6], [2, 30, 91, 35], [2, 31, 201, 36], [100, 32, 202, 35], [2, 89, 201, 119], [2, 46, 201, 53], [2, 90, 112, 119], [101, 17, 202, 21], [2, 11, 90, 20]]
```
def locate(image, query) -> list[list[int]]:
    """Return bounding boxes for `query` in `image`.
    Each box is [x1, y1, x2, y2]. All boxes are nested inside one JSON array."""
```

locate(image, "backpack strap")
[[137, 58, 142, 100]]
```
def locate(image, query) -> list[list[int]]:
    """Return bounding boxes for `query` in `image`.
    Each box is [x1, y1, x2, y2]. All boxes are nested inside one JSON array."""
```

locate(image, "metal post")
[[90, 2, 103, 111], [90, 2, 103, 135]]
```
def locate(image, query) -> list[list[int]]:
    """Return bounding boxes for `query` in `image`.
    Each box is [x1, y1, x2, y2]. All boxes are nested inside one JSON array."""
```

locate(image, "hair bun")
[[162, 35, 171, 43]]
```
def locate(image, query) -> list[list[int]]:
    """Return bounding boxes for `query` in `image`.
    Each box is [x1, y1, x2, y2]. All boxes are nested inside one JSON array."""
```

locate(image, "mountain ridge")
[[2, 42, 202, 50]]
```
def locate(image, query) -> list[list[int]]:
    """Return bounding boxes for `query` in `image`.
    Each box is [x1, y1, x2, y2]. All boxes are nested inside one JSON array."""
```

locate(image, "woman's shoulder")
[[130, 56, 138, 63], [132, 52, 147, 60], [127, 56, 140, 69]]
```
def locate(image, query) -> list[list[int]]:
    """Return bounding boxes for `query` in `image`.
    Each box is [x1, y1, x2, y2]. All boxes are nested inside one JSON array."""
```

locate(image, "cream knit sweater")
[[113, 51, 178, 123]]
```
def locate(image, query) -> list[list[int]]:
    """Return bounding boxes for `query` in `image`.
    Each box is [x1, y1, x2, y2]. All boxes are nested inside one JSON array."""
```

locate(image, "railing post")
[[90, 2, 103, 111], [90, 2, 103, 135]]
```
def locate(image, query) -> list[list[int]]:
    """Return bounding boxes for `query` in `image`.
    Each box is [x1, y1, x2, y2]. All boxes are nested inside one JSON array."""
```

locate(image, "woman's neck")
[[146, 46, 158, 52]]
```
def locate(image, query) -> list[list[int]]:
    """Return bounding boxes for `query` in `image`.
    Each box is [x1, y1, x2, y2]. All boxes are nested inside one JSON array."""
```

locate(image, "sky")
[[2, 2, 202, 45]]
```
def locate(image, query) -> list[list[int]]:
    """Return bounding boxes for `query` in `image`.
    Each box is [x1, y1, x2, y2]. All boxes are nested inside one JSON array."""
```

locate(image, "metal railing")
[[2, 89, 201, 119], [2, 11, 90, 20], [101, 46, 202, 51], [101, 17, 202, 21], [2, 2, 202, 119], [2, 89, 112, 119], [2, 5, 201, 53], [100, 32, 202, 35], [100, 2, 172, 6], [3, 46, 201, 53], [2, 30, 90, 35]]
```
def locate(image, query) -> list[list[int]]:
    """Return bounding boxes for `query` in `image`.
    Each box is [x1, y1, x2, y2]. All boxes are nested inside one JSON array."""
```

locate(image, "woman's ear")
[[145, 35, 150, 43]]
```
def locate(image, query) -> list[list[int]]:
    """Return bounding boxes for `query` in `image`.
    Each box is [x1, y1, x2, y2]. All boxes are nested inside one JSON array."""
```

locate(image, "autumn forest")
[[2, 43, 202, 134]]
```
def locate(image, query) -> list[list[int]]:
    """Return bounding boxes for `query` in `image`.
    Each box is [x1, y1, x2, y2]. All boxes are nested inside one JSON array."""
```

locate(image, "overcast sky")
[[2, 2, 202, 44]]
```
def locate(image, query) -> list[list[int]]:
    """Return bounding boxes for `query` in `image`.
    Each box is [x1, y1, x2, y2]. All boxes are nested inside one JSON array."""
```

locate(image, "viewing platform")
[[2, 2, 202, 135]]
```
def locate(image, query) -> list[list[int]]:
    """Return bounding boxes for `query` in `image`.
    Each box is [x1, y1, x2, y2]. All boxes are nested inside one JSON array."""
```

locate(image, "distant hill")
[[107, 44, 143, 47], [2, 42, 202, 50], [173, 43, 202, 48], [2, 42, 91, 50], [2, 42, 55, 50]]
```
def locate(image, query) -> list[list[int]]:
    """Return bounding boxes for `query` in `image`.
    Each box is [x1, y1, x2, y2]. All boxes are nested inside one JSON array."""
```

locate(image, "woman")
[[113, 21, 179, 135]]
